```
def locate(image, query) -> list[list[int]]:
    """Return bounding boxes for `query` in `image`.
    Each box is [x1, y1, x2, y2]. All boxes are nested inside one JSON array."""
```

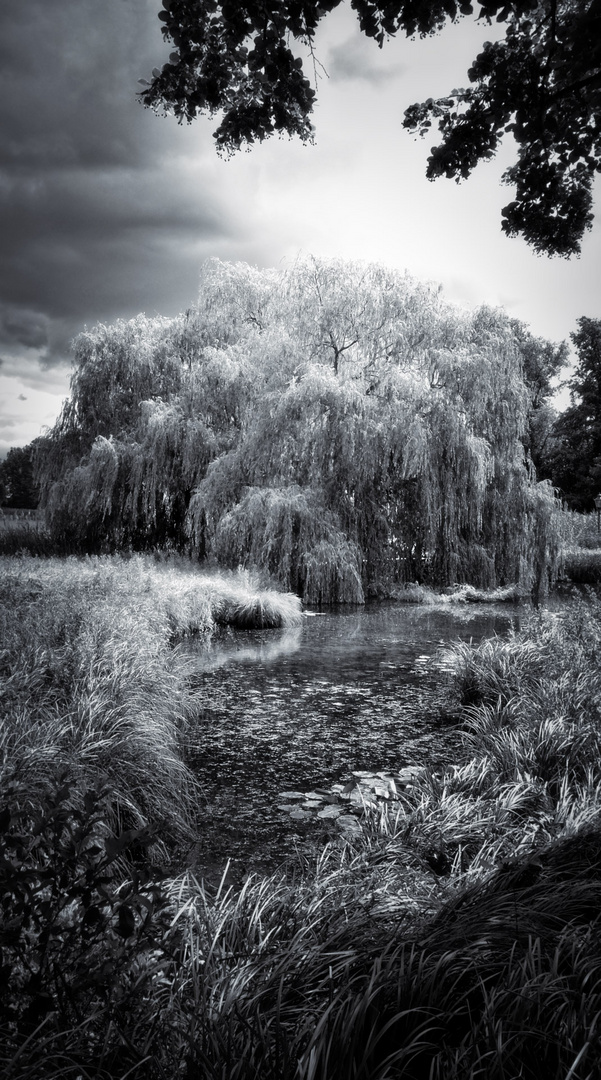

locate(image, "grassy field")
[[2, 559, 601, 1078]]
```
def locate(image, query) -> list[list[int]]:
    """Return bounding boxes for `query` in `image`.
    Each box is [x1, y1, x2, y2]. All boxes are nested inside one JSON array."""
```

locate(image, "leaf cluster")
[[404, 0, 601, 255], [0, 772, 177, 1079], [141, 1, 601, 254]]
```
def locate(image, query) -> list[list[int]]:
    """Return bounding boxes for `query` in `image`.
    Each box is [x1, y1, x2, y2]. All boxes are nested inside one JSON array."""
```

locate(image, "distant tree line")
[[31, 258, 574, 601]]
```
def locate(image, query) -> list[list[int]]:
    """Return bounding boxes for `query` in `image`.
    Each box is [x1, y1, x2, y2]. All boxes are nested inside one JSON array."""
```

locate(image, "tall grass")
[[556, 510, 601, 583], [164, 595, 601, 1078], [561, 547, 601, 583], [0, 555, 301, 851], [0, 516, 58, 556], [561, 510, 601, 550], [4, 573, 601, 1078]]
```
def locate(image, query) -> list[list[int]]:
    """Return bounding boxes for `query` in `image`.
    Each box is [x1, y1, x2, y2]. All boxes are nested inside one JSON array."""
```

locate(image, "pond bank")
[[3, 561, 601, 1079]]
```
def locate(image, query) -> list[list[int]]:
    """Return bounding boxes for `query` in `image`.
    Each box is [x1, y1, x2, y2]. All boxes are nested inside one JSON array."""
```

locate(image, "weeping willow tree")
[[37, 257, 562, 598], [39, 309, 253, 551]]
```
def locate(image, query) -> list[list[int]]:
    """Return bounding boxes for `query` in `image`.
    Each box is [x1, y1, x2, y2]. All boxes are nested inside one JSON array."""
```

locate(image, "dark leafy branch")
[[141, 0, 601, 256], [403, 1, 601, 255]]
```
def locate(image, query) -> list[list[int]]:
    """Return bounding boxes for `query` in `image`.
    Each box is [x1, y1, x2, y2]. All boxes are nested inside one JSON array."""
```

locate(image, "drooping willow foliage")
[[36, 258, 562, 601]]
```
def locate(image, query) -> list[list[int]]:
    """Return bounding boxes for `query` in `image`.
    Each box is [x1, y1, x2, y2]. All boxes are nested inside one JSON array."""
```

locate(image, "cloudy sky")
[[1, 0, 600, 456]]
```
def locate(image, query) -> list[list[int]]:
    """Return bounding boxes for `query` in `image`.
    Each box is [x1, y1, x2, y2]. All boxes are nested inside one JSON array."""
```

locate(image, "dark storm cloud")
[[0, 0, 239, 376], [0, 167, 229, 319], [0, 0, 161, 172], [326, 35, 403, 85], [0, 304, 49, 350]]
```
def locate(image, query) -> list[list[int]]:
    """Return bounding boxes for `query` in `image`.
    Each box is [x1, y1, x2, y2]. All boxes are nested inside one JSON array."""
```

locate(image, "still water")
[[184, 601, 525, 877]]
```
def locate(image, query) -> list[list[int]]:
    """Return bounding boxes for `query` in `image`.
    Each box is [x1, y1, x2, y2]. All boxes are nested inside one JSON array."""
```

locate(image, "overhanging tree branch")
[[141, 0, 601, 256]]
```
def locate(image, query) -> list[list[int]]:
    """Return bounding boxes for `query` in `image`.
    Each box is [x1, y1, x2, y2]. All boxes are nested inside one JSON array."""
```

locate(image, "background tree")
[[0, 444, 40, 509], [140, 0, 601, 256], [508, 319, 567, 475], [547, 317, 601, 509]]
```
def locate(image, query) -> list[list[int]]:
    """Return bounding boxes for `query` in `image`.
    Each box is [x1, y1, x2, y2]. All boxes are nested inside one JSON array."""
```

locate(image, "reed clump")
[[0, 517, 57, 556], [392, 582, 526, 605]]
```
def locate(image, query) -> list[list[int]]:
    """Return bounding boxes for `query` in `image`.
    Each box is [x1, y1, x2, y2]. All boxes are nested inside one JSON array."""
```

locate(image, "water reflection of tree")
[[191, 627, 303, 671]]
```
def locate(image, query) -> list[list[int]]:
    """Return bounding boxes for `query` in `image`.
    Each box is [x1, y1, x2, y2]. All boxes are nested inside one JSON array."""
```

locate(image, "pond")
[[183, 601, 526, 881]]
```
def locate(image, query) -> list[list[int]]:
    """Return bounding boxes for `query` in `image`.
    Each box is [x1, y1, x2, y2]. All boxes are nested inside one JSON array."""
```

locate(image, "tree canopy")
[[0, 445, 39, 509], [140, 0, 601, 257], [36, 258, 561, 601], [546, 317, 601, 509]]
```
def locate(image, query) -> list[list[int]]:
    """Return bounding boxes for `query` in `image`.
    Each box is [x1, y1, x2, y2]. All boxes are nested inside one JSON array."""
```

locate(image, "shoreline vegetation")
[[2, 554, 601, 1077]]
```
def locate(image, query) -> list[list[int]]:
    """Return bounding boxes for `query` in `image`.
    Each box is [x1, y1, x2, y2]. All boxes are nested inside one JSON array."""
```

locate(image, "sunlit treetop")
[[140, 0, 601, 257]]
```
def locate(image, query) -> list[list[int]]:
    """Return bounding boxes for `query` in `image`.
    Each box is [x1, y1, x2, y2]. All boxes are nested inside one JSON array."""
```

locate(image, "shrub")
[[561, 547, 601, 583], [0, 773, 179, 1080]]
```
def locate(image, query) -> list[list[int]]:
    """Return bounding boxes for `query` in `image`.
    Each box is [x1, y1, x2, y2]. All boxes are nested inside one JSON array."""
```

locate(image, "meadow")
[[2, 554, 601, 1078]]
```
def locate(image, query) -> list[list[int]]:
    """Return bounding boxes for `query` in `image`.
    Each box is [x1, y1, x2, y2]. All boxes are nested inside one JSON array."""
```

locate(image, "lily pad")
[[278, 791, 305, 799], [303, 791, 325, 801], [289, 808, 311, 821], [302, 800, 322, 809], [317, 805, 342, 819], [350, 789, 376, 806], [337, 814, 363, 835], [397, 767, 426, 785]]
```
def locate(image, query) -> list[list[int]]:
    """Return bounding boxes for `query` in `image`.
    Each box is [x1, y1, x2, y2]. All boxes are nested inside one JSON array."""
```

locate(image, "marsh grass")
[[392, 582, 525, 605], [4, 567, 601, 1078], [163, 595, 601, 1078], [437, 630, 552, 707], [0, 517, 57, 557], [557, 510, 601, 583], [0, 555, 301, 850], [561, 510, 601, 550]]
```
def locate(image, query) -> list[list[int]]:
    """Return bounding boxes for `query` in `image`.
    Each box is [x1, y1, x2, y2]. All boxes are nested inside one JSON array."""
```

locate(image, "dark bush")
[[0, 772, 179, 1080]]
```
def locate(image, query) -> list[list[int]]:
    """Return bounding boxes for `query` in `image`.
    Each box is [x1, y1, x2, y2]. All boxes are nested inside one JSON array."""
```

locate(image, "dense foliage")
[[141, 0, 601, 255], [546, 317, 601, 510], [0, 775, 177, 1080], [0, 445, 39, 509], [36, 258, 561, 601]]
